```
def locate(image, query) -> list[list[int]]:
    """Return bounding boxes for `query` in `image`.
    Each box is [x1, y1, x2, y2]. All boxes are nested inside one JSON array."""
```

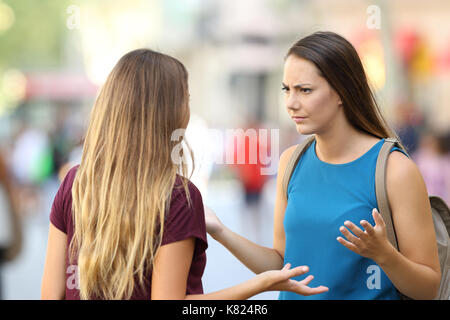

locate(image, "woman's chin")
[[295, 124, 314, 136]]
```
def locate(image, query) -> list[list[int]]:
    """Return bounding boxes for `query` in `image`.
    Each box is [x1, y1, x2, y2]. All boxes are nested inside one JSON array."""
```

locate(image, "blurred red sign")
[[24, 73, 98, 101]]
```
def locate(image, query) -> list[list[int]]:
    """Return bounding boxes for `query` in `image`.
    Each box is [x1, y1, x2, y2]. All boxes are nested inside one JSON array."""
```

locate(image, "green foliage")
[[0, 0, 71, 70]]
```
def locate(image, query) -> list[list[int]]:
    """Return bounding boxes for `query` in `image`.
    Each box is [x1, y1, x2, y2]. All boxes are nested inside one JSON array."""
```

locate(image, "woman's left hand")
[[262, 263, 329, 296], [337, 208, 394, 264]]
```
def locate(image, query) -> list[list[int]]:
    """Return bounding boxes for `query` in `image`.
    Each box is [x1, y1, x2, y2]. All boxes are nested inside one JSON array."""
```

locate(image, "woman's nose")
[[286, 94, 300, 110]]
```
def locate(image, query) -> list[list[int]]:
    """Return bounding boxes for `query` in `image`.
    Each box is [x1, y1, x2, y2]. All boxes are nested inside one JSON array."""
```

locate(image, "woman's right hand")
[[204, 205, 224, 239], [260, 263, 329, 296]]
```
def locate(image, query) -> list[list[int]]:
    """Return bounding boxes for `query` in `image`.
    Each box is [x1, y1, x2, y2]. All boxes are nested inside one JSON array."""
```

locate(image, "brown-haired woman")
[[40, 49, 328, 300], [206, 31, 441, 300]]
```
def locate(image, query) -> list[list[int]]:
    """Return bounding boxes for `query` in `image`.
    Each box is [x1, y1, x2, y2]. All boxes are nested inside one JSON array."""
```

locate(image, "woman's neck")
[[314, 118, 378, 164]]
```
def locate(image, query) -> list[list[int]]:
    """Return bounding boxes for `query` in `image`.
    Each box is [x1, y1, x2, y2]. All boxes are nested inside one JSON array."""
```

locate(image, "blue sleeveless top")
[[279, 138, 407, 300]]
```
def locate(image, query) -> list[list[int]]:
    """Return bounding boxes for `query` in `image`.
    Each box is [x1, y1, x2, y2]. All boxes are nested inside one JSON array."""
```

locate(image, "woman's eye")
[[301, 88, 312, 93], [282, 86, 289, 92]]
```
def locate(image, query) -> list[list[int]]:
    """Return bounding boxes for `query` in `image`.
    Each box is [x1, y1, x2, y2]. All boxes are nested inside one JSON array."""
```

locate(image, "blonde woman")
[[41, 49, 328, 300]]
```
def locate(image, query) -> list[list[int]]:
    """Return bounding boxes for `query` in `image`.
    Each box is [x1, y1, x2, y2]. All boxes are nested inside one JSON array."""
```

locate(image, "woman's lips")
[[292, 116, 307, 123]]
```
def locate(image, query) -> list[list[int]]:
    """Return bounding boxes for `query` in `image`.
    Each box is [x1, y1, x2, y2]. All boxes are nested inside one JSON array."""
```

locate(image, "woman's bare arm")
[[205, 145, 298, 274], [380, 151, 441, 299], [337, 151, 441, 299], [41, 223, 67, 299], [151, 237, 328, 300]]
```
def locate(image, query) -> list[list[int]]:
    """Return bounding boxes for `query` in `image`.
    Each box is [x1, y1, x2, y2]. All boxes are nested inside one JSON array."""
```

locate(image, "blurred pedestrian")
[[394, 101, 423, 155], [413, 132, 450, 204], [0, 152, 23, 299], [230, 120, 270, 206]]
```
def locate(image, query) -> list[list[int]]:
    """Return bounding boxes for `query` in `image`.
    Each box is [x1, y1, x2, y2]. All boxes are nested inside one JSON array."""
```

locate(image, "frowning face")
[[282, 55, 343, 136]]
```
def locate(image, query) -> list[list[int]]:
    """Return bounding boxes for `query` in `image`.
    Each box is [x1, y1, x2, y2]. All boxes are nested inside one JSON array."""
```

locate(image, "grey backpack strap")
[[375, 137, 409, 250], [282, 135, 315, 201], [375, 138, 415, 300]]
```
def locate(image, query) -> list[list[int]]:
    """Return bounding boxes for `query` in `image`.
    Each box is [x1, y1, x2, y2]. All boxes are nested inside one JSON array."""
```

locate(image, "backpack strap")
[[430, 196, 450, 235], [376, 138, 420, 300], [283, 135, 316, 201], [375, 137, 410, 250]]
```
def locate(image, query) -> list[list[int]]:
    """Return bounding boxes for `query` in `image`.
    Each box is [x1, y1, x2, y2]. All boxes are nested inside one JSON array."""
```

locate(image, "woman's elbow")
[[429, 270, 441, 300], [41, 283, 65, 300], [420, 270, 441, 300]]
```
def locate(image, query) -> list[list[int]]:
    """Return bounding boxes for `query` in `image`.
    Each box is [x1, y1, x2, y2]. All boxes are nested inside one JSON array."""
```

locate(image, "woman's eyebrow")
[[281, 82, 312, 88]]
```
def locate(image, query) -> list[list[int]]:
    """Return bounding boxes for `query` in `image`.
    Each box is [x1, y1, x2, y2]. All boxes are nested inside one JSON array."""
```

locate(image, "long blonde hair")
[[70, 49, 194, 300]]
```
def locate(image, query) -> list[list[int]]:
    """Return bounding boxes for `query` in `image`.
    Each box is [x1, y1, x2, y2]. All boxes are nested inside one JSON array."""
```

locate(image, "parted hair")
[[287, 31, 404, 148]]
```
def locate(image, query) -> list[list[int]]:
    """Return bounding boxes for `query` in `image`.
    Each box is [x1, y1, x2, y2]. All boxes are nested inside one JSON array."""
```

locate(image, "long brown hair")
[[287, 31, 404, 147], [70, 49, 194, 299]]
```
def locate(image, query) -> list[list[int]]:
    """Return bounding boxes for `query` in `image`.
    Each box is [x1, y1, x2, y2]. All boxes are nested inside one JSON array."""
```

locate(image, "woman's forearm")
[[378, 245, 441, 299], [185, 275, 266, 300], [213, 225, 284, 274]]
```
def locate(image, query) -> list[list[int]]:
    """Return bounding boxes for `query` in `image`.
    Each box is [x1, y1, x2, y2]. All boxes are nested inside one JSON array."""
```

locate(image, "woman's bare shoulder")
[[386, 150, 419, 182], [386, 149, 429, 209], [280, 144, 298, 162]]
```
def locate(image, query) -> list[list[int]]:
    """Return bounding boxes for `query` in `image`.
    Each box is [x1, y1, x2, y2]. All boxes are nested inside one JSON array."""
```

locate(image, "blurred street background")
[[0, 0, 449, 299]]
